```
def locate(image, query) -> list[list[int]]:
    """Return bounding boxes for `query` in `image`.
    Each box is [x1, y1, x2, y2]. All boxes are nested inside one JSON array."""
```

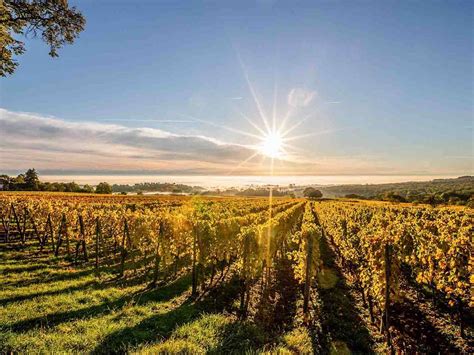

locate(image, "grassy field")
[[0, 240, 379, 354], [0, 243, 314, 354]]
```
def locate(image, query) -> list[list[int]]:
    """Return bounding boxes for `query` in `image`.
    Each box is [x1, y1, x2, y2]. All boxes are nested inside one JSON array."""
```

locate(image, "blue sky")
[[0, 0, 472, 176]]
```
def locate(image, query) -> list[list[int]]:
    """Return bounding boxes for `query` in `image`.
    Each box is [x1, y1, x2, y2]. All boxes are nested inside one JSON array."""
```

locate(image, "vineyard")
[[0, 192, 472, 353]]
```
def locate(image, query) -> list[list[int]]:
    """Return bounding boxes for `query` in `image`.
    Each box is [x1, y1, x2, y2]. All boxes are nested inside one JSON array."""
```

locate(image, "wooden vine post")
[[1, 214, 9, 243], [303, 228, 314, 317], [55, 214, 69, 257], [65, 215, 70, 256], [75, 215, 88, 263], [21, 207, 28, 243], [240, 231, 251, 319], [46, 214, 55, 252], [112, 225, 118, 255], [192, 225, 198, 296], [27, 209, 42, 247], [11, 204, 24, 243], [151, 221, 163, 287], [384, 243, 392, 349], [119, 219, 129, 277], [95, 218, 101, 270]]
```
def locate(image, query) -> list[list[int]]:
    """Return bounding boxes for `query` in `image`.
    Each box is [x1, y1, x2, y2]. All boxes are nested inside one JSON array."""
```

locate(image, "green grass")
[[0, 245, 195, 353], [0, 245, 315, 354]]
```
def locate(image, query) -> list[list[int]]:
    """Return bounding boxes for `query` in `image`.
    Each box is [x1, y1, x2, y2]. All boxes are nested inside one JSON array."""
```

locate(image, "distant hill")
[[319, 176, 474, 206]]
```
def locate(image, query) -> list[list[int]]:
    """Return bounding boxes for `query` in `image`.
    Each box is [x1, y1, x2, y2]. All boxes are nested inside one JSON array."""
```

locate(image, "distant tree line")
[[200, 187, 294, 197], [322, 176, 474, 207], [0, 169, 112, 194], [112, 182, 203, 194], [236, 188, 290, 197]]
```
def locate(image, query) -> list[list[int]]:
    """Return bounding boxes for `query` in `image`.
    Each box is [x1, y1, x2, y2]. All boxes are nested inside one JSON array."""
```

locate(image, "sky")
[[0, 0, 472, 177]]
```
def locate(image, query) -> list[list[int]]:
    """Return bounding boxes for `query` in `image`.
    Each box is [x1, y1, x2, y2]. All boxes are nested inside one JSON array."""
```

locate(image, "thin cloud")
[[97, 119, 193, 123], [1, 108, 464, 176], [0, 108, 327, 175], [288, 88, 316, 108], [0, 108, 258, 172]]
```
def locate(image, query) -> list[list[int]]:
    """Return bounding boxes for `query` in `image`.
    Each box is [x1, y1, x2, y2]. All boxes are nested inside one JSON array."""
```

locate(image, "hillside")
[[319, 176, 474, 206]]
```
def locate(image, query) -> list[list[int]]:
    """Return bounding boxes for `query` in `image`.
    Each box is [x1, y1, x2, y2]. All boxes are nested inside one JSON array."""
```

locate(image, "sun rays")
[[177, 49, 341, 178]]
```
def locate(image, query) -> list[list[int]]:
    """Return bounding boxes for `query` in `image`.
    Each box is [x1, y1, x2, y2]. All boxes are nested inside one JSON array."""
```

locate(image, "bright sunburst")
[[181, 52, 331, 176], [260, 131, 284, 159]]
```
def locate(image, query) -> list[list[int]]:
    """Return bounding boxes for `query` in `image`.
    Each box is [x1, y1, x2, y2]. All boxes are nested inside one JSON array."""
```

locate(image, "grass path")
[[316, 235, 374, 354]]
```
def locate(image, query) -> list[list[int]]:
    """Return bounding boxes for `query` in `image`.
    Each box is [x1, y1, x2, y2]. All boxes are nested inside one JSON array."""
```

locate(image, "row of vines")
[[0, 194, 304, 296], [315, 201, 473, 345], [1, 193, 471, 351]]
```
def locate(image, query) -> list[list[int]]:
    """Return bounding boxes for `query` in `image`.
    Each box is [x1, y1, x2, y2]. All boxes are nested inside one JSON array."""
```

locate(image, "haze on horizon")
[[0, 1, 472, 177]]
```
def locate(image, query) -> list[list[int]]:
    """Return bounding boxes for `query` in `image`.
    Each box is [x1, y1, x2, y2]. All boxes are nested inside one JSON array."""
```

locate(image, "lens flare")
[[260, 132, 284, 158]]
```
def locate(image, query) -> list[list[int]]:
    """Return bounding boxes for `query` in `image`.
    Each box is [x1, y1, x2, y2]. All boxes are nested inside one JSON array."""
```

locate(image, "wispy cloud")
[[288, 88, 316, 108], [0, 108, 260, 173], [1, 108, 466, 176], [96, 119, 193, 123]]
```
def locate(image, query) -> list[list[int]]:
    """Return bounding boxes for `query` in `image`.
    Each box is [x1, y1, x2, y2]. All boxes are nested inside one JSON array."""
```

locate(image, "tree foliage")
[[95, 182, 112, 194], [24, 168, 40, 190], [0, 0, 85, 76], [303, 187, 323, 199]]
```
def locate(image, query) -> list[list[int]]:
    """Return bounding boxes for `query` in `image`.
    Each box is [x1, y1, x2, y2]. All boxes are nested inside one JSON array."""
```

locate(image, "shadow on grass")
[[317, 235, 374, 354], [3, 246, 52, 261], [1, 258, 138, 288], [0, 262, 155, 306], [208, 320, 267, 354], [1, 263, 52, 274], [400, 263, 474, 343], [390, 299, 459, 353], [0, 280, 99, 307], [92, 275, 241, 354], [1, 268, 98, 288], [6, 274, 193, 333], [253, 254, 299, 334]]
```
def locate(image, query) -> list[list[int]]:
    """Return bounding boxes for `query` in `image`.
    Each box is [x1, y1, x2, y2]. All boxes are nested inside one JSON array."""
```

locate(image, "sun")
[[260, 131, 284, 158]]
